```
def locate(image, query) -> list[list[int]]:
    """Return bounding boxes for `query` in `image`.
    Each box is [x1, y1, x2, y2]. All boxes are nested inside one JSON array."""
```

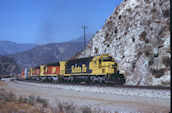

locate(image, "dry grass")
[[36, 96, 48, 107], [80, 105, 92, 113], [0, 81, 8, 86], [0, 90, 110, 113], [0, 90, 50, 113]]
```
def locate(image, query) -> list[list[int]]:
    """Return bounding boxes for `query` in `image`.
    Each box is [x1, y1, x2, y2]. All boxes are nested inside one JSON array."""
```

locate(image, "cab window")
[[102, 57, 113, 62], [99, 59, 101, 63]]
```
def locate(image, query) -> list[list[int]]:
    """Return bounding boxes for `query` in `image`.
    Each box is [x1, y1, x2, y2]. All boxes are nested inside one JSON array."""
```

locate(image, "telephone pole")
[[82, 26, 88, 49]]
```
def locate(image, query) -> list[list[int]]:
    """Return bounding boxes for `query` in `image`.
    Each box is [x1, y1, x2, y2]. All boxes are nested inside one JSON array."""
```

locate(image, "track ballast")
[[16, 79, 170, 90]]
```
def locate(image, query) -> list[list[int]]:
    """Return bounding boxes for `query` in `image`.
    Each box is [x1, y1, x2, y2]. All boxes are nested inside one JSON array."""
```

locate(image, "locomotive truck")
[[21, 54, 125, 84]]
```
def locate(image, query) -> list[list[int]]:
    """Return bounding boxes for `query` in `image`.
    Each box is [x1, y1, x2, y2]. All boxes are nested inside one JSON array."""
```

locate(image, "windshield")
[[102, 56, 113, 62]]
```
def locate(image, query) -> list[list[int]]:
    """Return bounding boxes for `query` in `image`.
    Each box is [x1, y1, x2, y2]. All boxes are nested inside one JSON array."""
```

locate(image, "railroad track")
[[16, 79, 170, 90]]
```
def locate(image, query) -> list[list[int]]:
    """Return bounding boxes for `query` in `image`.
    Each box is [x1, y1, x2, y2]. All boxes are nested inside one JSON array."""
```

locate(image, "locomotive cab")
[[89, 54, 125, 84], [89, 54, 117, 75], [101, 56, 118, 73]]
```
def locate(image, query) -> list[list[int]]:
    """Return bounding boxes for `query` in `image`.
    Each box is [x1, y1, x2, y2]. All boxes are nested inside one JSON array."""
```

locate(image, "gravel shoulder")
[[0, 79, 170, 113]]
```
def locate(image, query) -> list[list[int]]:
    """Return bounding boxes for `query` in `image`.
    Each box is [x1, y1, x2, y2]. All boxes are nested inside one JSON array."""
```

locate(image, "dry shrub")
[[150, 68, 165, 78], [104, 33, 111, 43], [51, 100, 76, 113], [145, 20, 151, 26], [4, 91, 16, 102], [145, 51, 151, 56], [18, 95, 24, 103], [151, 7, 157, 13], [36, 96, 48, 107], [114, 6, 119, 15], [17, 95, 37, 106], [105, 32, 109, 39], [145, 39, 149, 43], [161, 80, 170, 85], [139, 31, 147, 41], [0, 91, 50, 113], [63, 102, 76, 113], [166, 48, 170, 53], [57, 102, 63, 112], [163, 8, 170, 18], [162, 57, 170, 67], [135, 5, 140, 9], [126, 8, 131, 12], [149, 57, 154, 65], [81, 105, 92, 113], [22, 97, 29, 103], [138, 51, 142, 57], [153, 3, 156, 7], [28, 95, 36, 106], [144, 0, 150, 3], [95, 48, 98, 54]]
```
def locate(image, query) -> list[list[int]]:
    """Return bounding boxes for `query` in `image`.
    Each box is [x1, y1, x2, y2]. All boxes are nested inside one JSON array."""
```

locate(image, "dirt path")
[[0, 80, 170, 113]]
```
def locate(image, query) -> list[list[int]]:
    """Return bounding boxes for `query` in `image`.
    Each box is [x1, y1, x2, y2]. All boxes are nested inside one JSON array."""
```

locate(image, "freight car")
[[20, 68, 28, 79], [28, 66, 40, 80], [39, 62, 60, 82], [21, 70, 25, 79], [21, 54, 125, 84]]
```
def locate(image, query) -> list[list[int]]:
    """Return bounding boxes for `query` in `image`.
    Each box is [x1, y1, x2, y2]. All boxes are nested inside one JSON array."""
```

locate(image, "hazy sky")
[[0, 0, 122, 44]]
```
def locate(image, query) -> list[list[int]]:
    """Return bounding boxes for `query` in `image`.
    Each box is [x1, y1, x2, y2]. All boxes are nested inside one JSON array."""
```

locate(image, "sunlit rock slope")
[[78, 0, 170, 86]]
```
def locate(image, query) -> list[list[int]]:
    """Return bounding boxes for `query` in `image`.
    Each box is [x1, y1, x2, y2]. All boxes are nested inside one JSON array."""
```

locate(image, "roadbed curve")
[[0, 79, 170, 113]]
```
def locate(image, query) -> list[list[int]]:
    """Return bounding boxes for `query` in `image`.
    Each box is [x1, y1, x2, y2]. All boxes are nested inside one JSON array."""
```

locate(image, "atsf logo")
[[71, 64, 87, 73]]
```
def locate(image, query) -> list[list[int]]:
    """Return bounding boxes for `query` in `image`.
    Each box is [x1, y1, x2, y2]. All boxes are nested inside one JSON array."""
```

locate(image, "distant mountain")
[[8, 42, 84, 71], [69, 33, 94, 43], [0, 56, 19, 76], [0, 41, 38, 55]]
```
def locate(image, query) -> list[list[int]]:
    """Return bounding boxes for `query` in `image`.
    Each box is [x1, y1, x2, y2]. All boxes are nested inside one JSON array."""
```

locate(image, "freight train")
[[21, 54, 125, 84]]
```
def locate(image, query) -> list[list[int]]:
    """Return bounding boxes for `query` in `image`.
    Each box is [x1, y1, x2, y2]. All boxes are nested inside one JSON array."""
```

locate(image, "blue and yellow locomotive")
[[60, 54, 125, 84]]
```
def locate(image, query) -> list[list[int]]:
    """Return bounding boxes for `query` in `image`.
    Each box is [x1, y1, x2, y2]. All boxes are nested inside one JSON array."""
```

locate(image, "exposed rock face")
[[0, 56, 19, 76], [79, 0, 170, 86]]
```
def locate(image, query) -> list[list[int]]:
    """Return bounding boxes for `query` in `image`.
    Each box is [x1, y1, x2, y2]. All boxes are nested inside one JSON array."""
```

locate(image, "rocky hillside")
[[8, 42, 84, 71], [0, 56, 19, 76], [0, 41, 37, 55], [78, 0, 170, 86]]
